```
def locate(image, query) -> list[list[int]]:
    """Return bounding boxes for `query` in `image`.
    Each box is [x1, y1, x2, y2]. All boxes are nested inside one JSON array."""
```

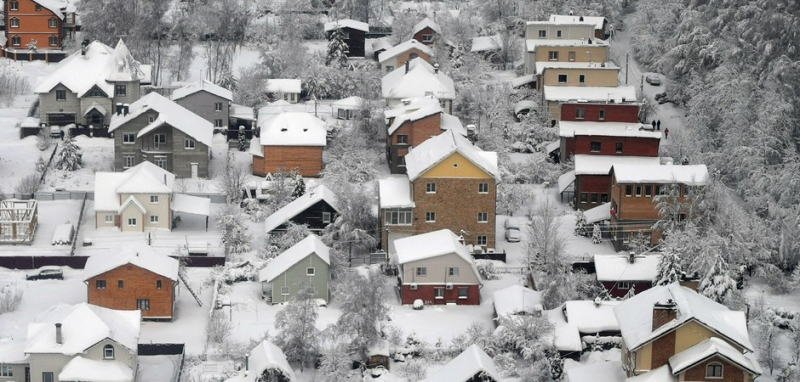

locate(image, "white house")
[[381, 58, 455, 112], [266, 79, 302, 104]]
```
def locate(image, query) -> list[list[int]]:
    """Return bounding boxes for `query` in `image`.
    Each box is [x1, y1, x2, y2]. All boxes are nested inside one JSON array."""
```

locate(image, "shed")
[[258, 235, 331, 304]]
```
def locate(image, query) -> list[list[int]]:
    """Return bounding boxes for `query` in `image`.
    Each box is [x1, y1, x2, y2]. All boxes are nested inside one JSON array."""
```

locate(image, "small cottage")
[[594, 254, 661, 297], [324, 19, 369, 58], [258, 235, 331, 304], [378, 39, 433, 73], [263, 185, 340, 235], [251, 112, 327, 177], [266, 79, 301, 104], [419, 344, 502, 382], [224, 340, 296, 382]]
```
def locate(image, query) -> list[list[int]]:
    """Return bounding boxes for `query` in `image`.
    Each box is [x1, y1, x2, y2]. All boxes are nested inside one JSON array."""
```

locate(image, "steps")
[[179, 272, 203, 307]]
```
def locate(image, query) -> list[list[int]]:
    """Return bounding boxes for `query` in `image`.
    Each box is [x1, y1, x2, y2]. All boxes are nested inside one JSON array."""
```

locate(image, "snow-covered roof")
[[625, 365, 676, 382], [611, 165, 709, 186], [411, 18, 442, 36], [324, 19, 369, 33], [266, 79, 301, 94], [470, 34, 502, 53], [544, 86, 637, 103], [546, 140, 560, 154], [559, 121, 661, 139], [535, 61, 618, 75], [35, 40, 146, 97], [584, 202, 611, 224], [94, 162, 175, 212], [668, 338, 759, 376], [441, 113, 467, 136], [420, 344, 502, 382], [394, 229, 472, 265], [171, 79, 233, 102], [257, 112, 327, 147], [332, 96, 364, 109], [172, 194, 211, 216], [558, 170, 575, 193], [259, 235, 330, 282], [33, 0, 67, 19], [83, 242, 179, 281], [574, 155, 661, 176], [549, 14, 608, 31], [564, 300, 621, 333], [0, 338, 27, 364], [566, 361, 625, 382], [384, 96, 440, 120], [25, 303, 141, 355], [493, 285, 543, 318], [230, 104, 256, 121], [59, 356, 134, 382], [83, 101, 107, 117], [247, 340, 297, 382], [372, 38, 393, 53], [614, 283, 753, 352], [514, 100, 537, 115], [545, 307, 583, 352], [379, 176, 415, 209], [594, 254, 661, 282], [378, 39, 433, 64], [108, 92, 214, 147], [387, 104, 441, 135], [382, 58, 455, 101], [510, 74, 536, 88], [264, 185, 340, 233], [526, 38, 609, 51], [405, 130, 499, 181]]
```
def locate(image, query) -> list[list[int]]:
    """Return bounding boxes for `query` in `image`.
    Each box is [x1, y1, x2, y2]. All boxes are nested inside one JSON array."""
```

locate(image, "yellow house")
[[535, 61, 620, 90], [525, 39, 609, 75]]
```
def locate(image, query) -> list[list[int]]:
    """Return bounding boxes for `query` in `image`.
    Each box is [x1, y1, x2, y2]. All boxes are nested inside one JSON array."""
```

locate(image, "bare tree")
[[216, 152, 248, 204], [274, 283, 319, 372]]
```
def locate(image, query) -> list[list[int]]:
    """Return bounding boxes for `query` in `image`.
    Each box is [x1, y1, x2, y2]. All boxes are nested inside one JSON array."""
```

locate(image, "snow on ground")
[[0, 200, 83, 256], [41, 136, 114, 191], [137, 355, 182, 382]]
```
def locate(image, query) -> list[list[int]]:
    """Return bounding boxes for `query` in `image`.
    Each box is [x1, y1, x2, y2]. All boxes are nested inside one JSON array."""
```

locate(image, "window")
[[127, 218, 137, 226], [397, 156, 406, 166], [49, 35, 58, 46], [137, 299, 150, 311], [625, 185, 633, 197], [590, 141, 601, 152], [558, 74, 568, 84], [654, 185, 662, 195], [43, 372, 54, 382], [301, 267, 314, 276], [322, 212, 332, 223], [576, 108, 586, 119], [538, 30, 547, 38], [397, 135, 409, 144], [214, 119, 224, 127], [104, 215, 114, 223], [426, 182, 436, 193], [96, 280, 106, 289], [385, 209, 412, 225], [477, 212, 488, 223], [150, 215, 159, 223], [568, 51, 576, 61], [150, 195, 159, 204], [49, 18, 58, 28], [214, 102, 223, 111], [154, 157, 167, 169], [645, 185, 652, 197], [556, 30, 562, 38], [36, 4, 42, 10], [479, 183, 489, 194], [10, 1, 18, 11], [434, 288, 445, 299], [458, 287, 469, 299], [337, 109, 353, 119], [281, 287, 290, 295], [148, 116, 155, 123], [102, 344, 115, 359], [118, 280, 124, 289], [706, 363, 723, 378], [115, 85, 127, 97], [123, 155, 135, 168], [11, 36, 21, 46], [599, 109, 606, 120], [385, 66, 394, 72], [601, 194, 609, 203], [0, 365, 13, 377], [409, 53, 419, 60], [477, 236, 487, 246], [635, 185, 643, 197], [616, 142, 623, 153], [425, 212, 436, 222], [618, 281, 630, 289], [580, 193, 588, 203], [548, 51, 558, 61], [448, 267, 459, 277], [453, 163, 459, 168], [416, 267, 427, 277], [591, 193, 599, 204], [579, 74, 586, 84], [56, 90, 66, 101], [153, 134, 166, 149], [123, 133, 136, 144], [88, 87, 105, 97], [422, 34, 433, 42], [184, 139, 196, 149], [10, 18, 19, 28], [157, 280, 162, 289]]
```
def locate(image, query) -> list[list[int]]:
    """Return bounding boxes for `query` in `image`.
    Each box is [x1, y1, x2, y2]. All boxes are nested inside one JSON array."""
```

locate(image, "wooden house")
[[558, 121, 661, 163], [258, 235, 331, 304], [594, 253, 660, 297], [411, 18, 442, 46], [378, 39, 433, 74], [324, 19, 369, 58], [263, 185, 340, 236]]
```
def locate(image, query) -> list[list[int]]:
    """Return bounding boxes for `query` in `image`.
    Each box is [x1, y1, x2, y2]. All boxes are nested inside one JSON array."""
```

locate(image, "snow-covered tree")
[[574, 211, 587, 236], [36, 128, 51, 151], [698, 254, 737, 305], [321, 184, 378, 256], [654, 183, 686, 232], [237, 127, 247, 152], [27, 39, 38, 53], [654, 250, 683, 286], [55, 134, 82, 171], [216, 70, 237, 92], [216, 152, 248, 204], [272, 223, 312, 252], [790, 267, 800, 292], [524, 201, 566, 273], [628, 231, 649, 254], [333, 269, 388, 360], [291, 173, 305, 199], [217, 205, 251, 256], [325, 27, 348, 68], [591, 224, 602, 244], [275, 283, 319, 372], [493, 315, 554, 363], [497, 183, 535, 216], [317, 347, 354, 382]]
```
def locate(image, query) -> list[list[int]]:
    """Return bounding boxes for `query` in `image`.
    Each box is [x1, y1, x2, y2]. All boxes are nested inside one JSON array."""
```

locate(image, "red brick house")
[[560, 102, 641, 123], [410, 18, 441, 46], [558, 121, 661, 162], [83, 243, 179, 320], [3, 0, 78, 52], [571, 154, 661, 210], [394, 229, 482, 305], [252, 112, 327, 177], [594, 253, 660, 297], [378, 39, 433, 74], [543, 85, 638, 124]]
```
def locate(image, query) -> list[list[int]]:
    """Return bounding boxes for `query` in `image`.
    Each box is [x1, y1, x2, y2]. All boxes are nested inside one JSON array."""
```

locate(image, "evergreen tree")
[[325, 26, 349, 67], [215, 70, 237, 92], [275, 283, 319, 372], [654, 250, 683, 286], [699, 254, 737, 305], [55, 134, 83, 171], [237, 126, 247, 152], [574, 211, 587, 236], [291, 172, 305, 199], [791, 266, 800, 292], [591, 224, 602, 244]]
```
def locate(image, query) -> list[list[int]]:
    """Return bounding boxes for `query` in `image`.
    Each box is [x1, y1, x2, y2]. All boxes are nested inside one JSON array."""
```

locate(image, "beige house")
[[525, 39, 609, 75], [525, 21, 596, 41], [535, 61, 620, 90], [378, 39, 434, 73]]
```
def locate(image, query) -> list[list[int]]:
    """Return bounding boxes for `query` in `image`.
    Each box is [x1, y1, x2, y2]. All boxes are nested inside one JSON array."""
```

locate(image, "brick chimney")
[[55, 323, 63, 344], [652, 299, 677, 330]]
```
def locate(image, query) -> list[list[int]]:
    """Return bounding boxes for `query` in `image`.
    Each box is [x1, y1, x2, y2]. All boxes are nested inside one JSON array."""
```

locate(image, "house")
[[229, 104, 257, 140], [525, 21, 596, 41], [266, 79, 301, 103], [563, 299, 621, 336], [371, 39, 392, 61], [251, 112, 327, 177], [381, 58, 455, 112], [594, 254, 661, 298], [545, 306, 583, 358], [224, 340, 296, 382], [384, 95, 466, 174], [379, 130, 499, 251], [0, 338, 28, 382], [410, 18, 441, 46], [258, 235, 331, 304], [3, 0, 79, 53], [469, 34, 505, 67], [34, 40, 150, 128], [609, 164, 709, 249], [108, 92, 213, 178], [170, 79, 233, 132], [614, 283, 760, 382], [549, 14, 610, 39], [561, 100, 641, 123], [93, 161, 211, 232], [263, 185, 339, 236], [332, 96, 363, 120], [558, 121, 662, 163], [492, 285, 543, 321], [543, 85, 637, 123], [525, 39, 610, 76], [419, 344, 502, 382], [324, 19, 369, 58], [534, 61, 619, 90], [393, 229, 481, 305], [24, 303, 141, 382], [570, 154, 662, 210], [378, 39, 433, 73], [83, 243, 179, 320], [0, 199, 38, 244]]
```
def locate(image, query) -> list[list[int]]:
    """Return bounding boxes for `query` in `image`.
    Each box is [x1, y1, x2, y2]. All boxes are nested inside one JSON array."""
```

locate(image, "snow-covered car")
[[645, 75, 662, 86], [27, 266, 64, 281], [49, 125, 62, 138], [514, 100, 537, 121], [505, 227, 521, 243]]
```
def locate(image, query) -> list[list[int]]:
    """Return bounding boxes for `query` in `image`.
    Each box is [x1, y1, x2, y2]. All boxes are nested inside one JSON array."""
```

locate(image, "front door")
[[191, 163, 198, 179], [25, 367, 30, 382]]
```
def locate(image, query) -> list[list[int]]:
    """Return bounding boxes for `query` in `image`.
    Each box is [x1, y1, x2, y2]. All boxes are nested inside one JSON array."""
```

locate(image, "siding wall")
[[268, 253, 330, 304], [560, 103, 640, 123], [173, 91, 229, 129], [253, 145, 324, 177]]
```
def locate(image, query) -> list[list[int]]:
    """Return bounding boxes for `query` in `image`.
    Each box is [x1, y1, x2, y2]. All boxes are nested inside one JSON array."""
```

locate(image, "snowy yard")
[[0, 200, 83, 256]]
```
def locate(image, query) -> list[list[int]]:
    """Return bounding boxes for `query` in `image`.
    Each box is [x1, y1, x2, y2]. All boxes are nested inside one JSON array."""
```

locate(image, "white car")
[[505, 227, 521, 243], [646, 75, 662, 86]]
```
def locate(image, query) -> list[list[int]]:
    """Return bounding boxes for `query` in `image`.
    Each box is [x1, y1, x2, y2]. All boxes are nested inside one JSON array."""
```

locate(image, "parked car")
[[505, 227, 521, 243], [645, 74, 662, 86], [27, 266, 64, 281]]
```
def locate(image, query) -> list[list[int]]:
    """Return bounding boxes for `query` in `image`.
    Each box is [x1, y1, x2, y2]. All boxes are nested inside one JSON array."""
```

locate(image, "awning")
[[172, 194, 211, 216], [558, 170, 575, 194], [510, 74, 535, 88], [585, 202, 611, 224], [83, 101, 107, 117]]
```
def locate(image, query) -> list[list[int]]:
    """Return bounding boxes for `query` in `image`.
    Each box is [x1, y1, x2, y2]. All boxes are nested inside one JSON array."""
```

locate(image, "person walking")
[[664, 127, 669, 139], [652, 120, 656, 130], [657, 120, 661, 130], [59, 129, 65, 141]]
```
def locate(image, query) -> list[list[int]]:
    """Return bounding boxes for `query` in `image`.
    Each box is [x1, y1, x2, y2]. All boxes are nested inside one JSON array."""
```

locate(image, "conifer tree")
[[325, 26, 349, 67], [55, 134, 83, 171], [654, 250, 683, 286], [699, 254, 737, 304], [237, 126, 247, 152], [591, 224, 602, 244]]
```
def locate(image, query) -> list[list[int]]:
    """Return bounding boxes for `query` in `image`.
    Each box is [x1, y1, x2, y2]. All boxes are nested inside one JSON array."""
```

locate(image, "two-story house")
[[251, 112, 327, 177], [560, 100, 641, 124], [170, 79, 233, 132], [534, 61, 620, 90], [410, 18, 442, 46], [34, 39, 150, 128], [609, 164, 709, 249], [549, 15, 610, 39], [379, 130, 498, 251], [543, 85, 637, 124], [378, 39, 433, 74], [570, 154, 661, 211], [24, 303, 141, 382], [394, 229, 482, 305], [264, 185, 339, 236], [83, 243, 179, 320], [384, 95, 466, 174], [558, 121, 662, 163], [614, 283, 760, 382], [109, 92, 213, 178], [3, 0, 78, 53], [324, 19, 369, 58], [524, 21, 608, 75], [258, 235, 331, 304], [382, 58, 455, 112]]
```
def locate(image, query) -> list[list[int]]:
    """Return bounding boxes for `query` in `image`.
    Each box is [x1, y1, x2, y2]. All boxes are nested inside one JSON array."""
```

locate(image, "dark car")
[[27, 266, 64, 281]]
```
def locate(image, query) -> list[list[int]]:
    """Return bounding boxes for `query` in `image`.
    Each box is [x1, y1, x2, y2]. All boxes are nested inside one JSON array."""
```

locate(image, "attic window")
[[103, 345, 115, 359], [453, 163, 459, 168], [281, 128, 288, 132]]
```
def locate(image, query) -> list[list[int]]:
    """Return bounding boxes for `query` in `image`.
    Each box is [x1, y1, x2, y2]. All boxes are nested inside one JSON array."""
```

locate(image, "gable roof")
[[668, 338, 760, 376], [324, 19, 369, 32], [25, 303, 141, 355], [493, 285, 543, 318], [247, 340, 296, 381], [264, 185, 340, 233], [266, 79, 301, 94], [332, 96, 364, 109], [411, 18, 442, 36], [118, 195, 147, 215], [171, 80, 233, 102], [564, 300, 622, 333], [625, 365, 676, 382], [387, 103, 442, 135], [378, 39, 433, 63], [611, 164, 709, 186], [108, 92, 214, 147], [394, 229, 474, 265], [404, 130, 499, 181], [378, 176, 415, 209], [382, 58, 454, 101], [258, 112, 327, 147], [94, 162, 174, 212], [83, 243, 179, 281], [549, 14, 608, 31], [258, 235, 330, 282], [614, 283, 753, 352], [470, 34, 503, 53], [420, 344, 501, 382], [594, 254, 661, 282], [59, 356, 134, 382], [543, 85, 637, 103], [33, 0, 67, 19], [384, 95, 440, 120]]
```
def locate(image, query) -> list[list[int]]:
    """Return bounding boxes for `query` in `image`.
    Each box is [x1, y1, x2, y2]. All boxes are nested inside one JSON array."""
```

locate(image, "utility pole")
[[625, 52, 629, 85]]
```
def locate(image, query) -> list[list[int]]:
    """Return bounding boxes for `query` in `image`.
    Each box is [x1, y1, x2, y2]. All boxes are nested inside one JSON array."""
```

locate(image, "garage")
[[47, 113, 76, 126]]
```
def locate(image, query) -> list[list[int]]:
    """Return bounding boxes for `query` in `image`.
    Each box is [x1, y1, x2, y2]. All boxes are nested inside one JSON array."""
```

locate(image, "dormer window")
[[103, 345, 115, 359]]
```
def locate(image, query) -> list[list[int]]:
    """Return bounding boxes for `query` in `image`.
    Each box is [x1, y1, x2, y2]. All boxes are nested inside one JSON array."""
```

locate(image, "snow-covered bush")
[[763, 307, 799, 331], [36, 129, 52, 151], [272, 223, 312, 252], [402, 360, 426, 381], [216, 205, 252, 256], [54, 134, 83, 171], [582, 336, 622, 352], [591, 224, 602, 244], [474, 260, 499, 280], [15, 173, 40, 195], [497, 183, 535, 216], [206, 310, 234, 344], [574, 211, 587, 237], [216, 153, 248, 204], [0, 283, 23, 314], [241, 198, 266, 222]]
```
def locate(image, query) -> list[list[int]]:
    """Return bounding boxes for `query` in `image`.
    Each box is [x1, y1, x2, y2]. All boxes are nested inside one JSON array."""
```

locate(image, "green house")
[[259, 235, 331, 304]]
